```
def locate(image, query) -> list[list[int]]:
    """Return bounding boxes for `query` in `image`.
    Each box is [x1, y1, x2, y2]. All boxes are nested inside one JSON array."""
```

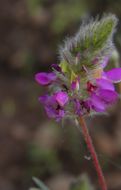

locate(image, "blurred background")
[[0, 0, 121, 190]]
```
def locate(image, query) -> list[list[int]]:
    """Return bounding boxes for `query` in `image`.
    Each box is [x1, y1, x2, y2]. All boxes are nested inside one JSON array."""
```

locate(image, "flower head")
[[35, 14, 121, 121], [39, 91, 68, 121], [35, 72, 56, 85]]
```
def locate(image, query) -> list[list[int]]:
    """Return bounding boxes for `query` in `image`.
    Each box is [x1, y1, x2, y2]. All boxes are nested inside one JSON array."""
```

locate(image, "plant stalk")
[[78, 116, 107, 190]]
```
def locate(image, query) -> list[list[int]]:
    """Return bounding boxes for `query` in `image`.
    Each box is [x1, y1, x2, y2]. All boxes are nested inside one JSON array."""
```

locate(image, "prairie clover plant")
[[35, 14, 121, 190]]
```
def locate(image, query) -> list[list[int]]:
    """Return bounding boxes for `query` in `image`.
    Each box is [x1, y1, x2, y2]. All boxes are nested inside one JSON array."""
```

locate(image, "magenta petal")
[[35, 72, 56, 85], [39, 94, 56, 106], [71, 80, 79, 90], [90, 94, 106, 112], [45, 106, 56, 118], [98, 89, 118, 103], [74, 99, 82, 115], [35, 72, 49, 85], [106, 68, 121, 83], [58, 109, 65, 118], [55, 91, 68, 107], [48, 72, 57, 80], [102, 71, 107, 78], [39, 95, 49, 104], [71, 81, 77, 90], [96, 78, 114, 91]]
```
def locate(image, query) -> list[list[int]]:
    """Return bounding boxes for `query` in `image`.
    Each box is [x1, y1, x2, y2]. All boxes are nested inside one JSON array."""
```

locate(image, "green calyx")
[[72, 14, 117, 55], [59, 14, 118, 71], [60, 61, 77, 82]]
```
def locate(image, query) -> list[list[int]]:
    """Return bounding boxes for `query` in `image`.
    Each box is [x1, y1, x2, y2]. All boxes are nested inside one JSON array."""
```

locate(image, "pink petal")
[[48, 72, 57, 80], [98, 89, 118, 103], [39, 95, 49, 103], [55, 91, 68, 107], [96, 78, 114, 91], [90, 94, 106, 112], [106, 68, 121, 83], [35, 72, 56, 85], [71, 80, 79, 90]]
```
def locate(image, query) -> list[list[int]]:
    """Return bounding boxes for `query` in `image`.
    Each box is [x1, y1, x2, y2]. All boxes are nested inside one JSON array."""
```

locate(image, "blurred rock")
[[0, 178, 15, 190], [93, 132, 119, 156], [33, 122, 60, 149], [106, 172, 121, 189], [47, 173, 74, 190]]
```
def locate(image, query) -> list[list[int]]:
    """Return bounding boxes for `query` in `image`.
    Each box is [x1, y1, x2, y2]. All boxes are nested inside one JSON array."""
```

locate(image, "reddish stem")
[[78, 116, 107, 190]]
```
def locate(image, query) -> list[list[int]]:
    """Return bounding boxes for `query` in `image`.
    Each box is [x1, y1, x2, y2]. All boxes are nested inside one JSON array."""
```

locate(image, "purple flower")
[[35, 72, 57, 85], [74, 99, 82, 115], [39, 91, 68, 121], [35, 15, 121, 120], [96, 78, 115, 91], [87, 77, 118, 112], [106, 68, 121, 83], [89, 89, 118, 112], [89, 93, 106, 112], [54, 91, 69, 106], [98, 89, 118, 103], [71, 78, 80, 90], [35, 64, 121, 119]]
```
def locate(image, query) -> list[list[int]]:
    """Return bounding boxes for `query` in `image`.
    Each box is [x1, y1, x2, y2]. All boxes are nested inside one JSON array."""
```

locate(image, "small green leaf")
[[60, 60, 77, 82], [70, 70, 77, 82], [60, 61, 69, 73], [33, 177, 50, 190], [72, 14, 118, 56], [92, 15, 116, 50], [59, 14, 118, 67]]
